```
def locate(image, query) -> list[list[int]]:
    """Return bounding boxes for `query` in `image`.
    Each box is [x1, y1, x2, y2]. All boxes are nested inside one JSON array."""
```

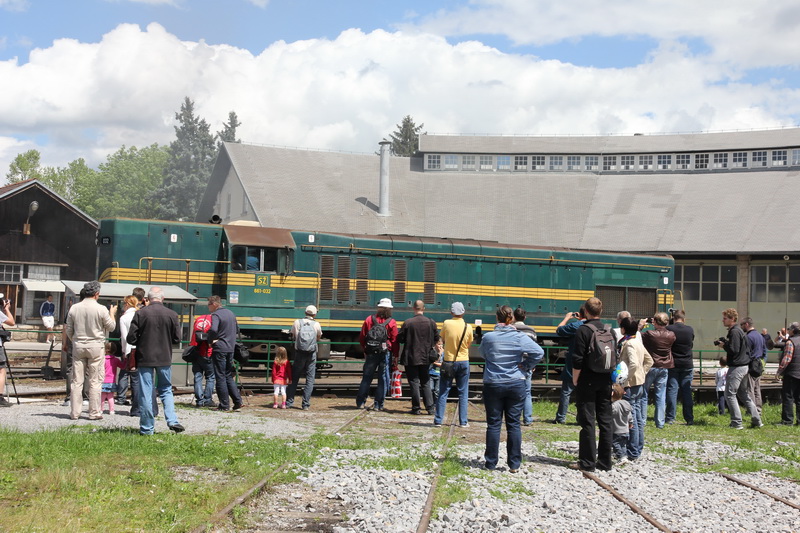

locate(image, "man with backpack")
[[356, 298, 398, 411], [287, 305, 322, 410], [572, 297, 616, 472]]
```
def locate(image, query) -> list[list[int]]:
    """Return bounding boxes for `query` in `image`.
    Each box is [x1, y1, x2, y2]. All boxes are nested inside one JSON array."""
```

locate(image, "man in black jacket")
[[720, 308, 762, 429], [208, 295, 243, 412], [398, 300, 440, 415], [572, 297, 613, 472], [126, 286, 184, 435], [665, 310, 694, 425]]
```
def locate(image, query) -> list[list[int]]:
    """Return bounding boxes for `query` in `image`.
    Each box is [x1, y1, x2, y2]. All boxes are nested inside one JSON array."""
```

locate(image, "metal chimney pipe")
[[378, 141, 391, 216]]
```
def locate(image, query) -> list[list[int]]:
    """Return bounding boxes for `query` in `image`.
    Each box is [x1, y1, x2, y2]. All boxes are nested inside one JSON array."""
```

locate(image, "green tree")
[[216, 110, 241, 151], [72, 145, 168, 219], [389, 115, 424, 157], [39, 158, 95, 203], [150, 97, 217, 220], [6, 149, 43, 183]]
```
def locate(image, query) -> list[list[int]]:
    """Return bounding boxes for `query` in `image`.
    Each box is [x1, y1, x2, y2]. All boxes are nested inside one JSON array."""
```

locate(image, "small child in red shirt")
[[271, 346, 292, 409]]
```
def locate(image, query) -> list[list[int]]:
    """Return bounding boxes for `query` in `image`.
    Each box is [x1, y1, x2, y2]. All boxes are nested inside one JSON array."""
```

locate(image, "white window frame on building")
[[732, 152, 747, 168], [674, 264, 737, 301], [638, 155, 653, 170], [676, 154, 691, 169], [444, 154, 459, 170], [531, 155, 546, 170], [751, 264, 800, 303], [792, 149, 800, 166], [694, 153, 709, 169], [427, 154, 441, 170], [752, 151, 767, 167], [621, 155, 634, 170], [602, 155, 617, 171], [567, 155, 581, 170], [462, 155, 475, 170], [549, 155, 563, 171], [479, 155, 493, 171], [657, 154, 672, 170], [514, 155, 528, 171], [772, 150, 787, 166], [497, 155, 511, 170], [713, 152, 728, 169], [585, 155, 599, 171]]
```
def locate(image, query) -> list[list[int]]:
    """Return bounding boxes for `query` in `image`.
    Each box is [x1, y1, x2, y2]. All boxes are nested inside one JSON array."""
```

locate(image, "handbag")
[[181, 345, 198, 363], [748, 357, 764, 378], [441, 322, 468, 381], [233, 341, 250, 365]]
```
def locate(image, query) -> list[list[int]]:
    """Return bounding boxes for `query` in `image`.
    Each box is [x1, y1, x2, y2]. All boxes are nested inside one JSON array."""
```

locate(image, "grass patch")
[[432, 452, 473, 512], [0, 428, 292, 532]]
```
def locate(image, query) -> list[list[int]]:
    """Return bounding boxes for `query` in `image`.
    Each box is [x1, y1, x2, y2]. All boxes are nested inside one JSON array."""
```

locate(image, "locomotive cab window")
[[231, 245, 279, 273]]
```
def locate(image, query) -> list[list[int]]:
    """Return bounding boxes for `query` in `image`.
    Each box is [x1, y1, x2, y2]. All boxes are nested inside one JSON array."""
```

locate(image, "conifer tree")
[[389, 115, 424, 156], [151, 97, 217, 220]]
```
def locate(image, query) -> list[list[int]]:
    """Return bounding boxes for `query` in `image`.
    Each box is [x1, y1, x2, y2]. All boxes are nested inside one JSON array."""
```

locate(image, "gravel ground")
[[0, 394, 315, 437]]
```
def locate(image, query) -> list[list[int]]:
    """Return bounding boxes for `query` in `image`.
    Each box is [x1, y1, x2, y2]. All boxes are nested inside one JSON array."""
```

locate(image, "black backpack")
[[364, 315, 390, 355], [584, 323, 618, 373]]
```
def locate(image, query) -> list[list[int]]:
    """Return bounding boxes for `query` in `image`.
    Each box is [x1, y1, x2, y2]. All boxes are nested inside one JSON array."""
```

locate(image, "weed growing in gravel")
[[433, 452, 473, 513]]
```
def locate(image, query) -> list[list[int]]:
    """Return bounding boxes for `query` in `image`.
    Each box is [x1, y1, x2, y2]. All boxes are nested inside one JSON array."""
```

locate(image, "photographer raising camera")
[[719, 308, 762, 430], [0, 295, 17, 407]]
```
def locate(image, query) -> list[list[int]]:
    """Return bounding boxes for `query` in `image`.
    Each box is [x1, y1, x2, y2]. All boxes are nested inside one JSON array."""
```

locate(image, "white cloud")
[[0, 0, 28, 11], [0, 22, 797, 180], [407, 0, 800, 70], [244, 0, 269, 7]]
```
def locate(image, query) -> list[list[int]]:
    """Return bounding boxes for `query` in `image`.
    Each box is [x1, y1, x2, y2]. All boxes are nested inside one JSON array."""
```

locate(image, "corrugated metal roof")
[[198, 142, 800, 254], [419, 128, 800, 154]]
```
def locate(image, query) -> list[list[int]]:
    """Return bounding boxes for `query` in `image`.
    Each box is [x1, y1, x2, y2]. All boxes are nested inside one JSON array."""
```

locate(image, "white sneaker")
[[82, 400, 89, 406], [62, 399, 70, 407]]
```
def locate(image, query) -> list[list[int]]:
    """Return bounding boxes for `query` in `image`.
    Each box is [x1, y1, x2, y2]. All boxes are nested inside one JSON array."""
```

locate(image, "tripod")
[[0, 342, 20, 406]]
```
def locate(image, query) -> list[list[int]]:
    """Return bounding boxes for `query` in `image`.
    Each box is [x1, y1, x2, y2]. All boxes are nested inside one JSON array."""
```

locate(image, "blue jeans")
[[613, 434, 629, 459], [137, 366, 179, 435], [555, 368, 574, 423], [483, 380, 526, 470], [213, 351, 242, 410], [356, 351, 389, 409], [286, 349, 316, 409], [666, 367, 694, 424], [522, 370, 533, 424], [644, 367, 668, 428], [434, 360, 470, 426], [627, 384, 646, 459], [192, 356, 215, 406]]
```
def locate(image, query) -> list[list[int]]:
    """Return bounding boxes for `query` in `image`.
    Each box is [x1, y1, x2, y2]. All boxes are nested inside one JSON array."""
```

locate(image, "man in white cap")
[[287, 304, 322, 410], [433, 302, 474, 427], [357, 298, 399, 411]]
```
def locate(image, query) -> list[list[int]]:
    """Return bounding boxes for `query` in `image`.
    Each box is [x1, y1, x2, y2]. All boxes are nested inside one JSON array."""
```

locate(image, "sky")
[[1, 0, 799, 180]]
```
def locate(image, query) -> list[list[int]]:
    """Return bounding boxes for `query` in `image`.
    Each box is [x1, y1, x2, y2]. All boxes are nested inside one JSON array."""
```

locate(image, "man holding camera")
[[0, 297, 17, 407], [719, 308, 762, 429], [641, 312, 675, 429]]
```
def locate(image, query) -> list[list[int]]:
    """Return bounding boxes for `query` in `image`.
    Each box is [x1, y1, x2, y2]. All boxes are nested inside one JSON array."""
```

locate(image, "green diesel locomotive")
[[98, 218, 674, 356]]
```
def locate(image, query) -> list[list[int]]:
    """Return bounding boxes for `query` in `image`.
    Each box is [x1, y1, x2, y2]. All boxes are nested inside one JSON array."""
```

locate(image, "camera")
[[713, 337, 726, 346], [572, 312, 580, 318], [645, 317, 653, 324], [0, 328, 11, 342]]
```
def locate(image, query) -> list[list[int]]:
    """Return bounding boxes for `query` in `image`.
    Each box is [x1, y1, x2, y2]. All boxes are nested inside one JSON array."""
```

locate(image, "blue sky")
[[0, 0, 799, 177]]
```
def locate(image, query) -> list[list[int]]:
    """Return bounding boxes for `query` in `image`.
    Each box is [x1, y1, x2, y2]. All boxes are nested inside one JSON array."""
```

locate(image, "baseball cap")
[[377, 298, 393, 308], [305, 305, 317, 316], [451, 302, 465, 315]]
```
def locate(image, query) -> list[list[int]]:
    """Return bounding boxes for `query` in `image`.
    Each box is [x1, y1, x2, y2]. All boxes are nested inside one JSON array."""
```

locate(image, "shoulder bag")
[[440, 322, 468, 381]]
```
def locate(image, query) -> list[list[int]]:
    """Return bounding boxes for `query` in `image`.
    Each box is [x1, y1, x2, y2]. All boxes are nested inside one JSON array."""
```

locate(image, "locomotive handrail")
[[300, 244, 670, 271], [137, 256, 231, 289], [276, 270, 321, 309]]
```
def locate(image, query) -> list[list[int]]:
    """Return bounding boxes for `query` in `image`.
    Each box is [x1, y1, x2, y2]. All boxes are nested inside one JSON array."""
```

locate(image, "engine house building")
[[197, 128, 800, 349]]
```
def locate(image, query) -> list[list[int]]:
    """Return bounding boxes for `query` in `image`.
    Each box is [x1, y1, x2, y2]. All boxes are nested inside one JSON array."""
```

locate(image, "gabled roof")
[[197, 140, 800, 255], [0, 179, 97, 227]]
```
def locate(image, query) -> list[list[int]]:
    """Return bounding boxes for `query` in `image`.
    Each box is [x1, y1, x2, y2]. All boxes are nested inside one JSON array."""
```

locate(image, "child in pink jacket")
[[101, 342, 124, 415]]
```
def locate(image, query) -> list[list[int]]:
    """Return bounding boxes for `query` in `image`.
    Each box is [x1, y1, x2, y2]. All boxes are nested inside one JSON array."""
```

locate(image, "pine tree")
[[389, 115, 424, 157], [216, 111, 242, 151], [151, 97, 217, 220]]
